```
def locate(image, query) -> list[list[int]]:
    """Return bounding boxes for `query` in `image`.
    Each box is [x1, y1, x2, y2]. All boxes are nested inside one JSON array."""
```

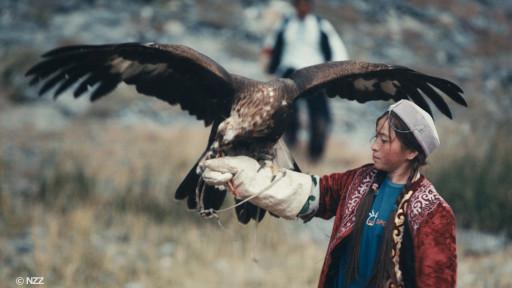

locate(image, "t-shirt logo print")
[[366, 209, 379, 226]]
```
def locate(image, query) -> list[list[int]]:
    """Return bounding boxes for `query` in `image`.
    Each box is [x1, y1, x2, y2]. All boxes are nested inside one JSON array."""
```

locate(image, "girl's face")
[[371, 117, 417, 172]]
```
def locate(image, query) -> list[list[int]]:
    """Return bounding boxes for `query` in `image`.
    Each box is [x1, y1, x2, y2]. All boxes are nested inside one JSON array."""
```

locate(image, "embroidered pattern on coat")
[[391, 189, 414, 288], [407, 180, 441, 231], [335, 167, 377, 239]]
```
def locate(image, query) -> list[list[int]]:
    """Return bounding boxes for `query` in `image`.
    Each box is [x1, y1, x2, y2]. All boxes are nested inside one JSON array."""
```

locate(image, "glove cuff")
[[298, 175, 320, 222]]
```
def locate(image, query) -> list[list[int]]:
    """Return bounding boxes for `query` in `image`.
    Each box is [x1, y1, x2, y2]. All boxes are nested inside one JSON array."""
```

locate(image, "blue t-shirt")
[[335, 178, 404, 288]]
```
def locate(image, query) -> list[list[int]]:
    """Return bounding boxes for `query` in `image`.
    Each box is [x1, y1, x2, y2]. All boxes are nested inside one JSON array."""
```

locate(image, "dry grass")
[[0, 200, 325, 287], [22, 205, 323, 288]]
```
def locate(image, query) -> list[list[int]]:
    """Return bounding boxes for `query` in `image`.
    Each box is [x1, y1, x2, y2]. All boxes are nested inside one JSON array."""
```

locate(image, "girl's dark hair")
[[345, 110, 427, 287]]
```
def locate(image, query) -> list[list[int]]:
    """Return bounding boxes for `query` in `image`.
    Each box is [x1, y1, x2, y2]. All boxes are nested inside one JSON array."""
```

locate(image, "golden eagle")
[[26, 42, 466, 223]]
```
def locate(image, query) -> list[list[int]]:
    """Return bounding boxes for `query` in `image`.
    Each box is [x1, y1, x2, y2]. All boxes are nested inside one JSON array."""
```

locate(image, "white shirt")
[[264, 14, 349, 74]]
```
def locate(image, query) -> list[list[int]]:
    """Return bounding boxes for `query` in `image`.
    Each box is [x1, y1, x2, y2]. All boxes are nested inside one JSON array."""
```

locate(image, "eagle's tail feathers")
[[175, 160, 200, 201]]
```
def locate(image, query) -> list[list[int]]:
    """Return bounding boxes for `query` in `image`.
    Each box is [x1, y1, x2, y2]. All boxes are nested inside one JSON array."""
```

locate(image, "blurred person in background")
[[202, 100, 457, 288], [261, 0, 349, 162]]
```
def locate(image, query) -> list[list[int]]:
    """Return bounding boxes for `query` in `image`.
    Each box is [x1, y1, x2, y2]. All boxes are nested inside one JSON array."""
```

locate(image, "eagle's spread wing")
[[290, 61, 467, 118], [26, 42, 235, 125]]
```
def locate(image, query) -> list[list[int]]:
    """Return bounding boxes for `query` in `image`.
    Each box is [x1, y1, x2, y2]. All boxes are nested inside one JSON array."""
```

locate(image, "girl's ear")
[[406, 149, 419, 161]]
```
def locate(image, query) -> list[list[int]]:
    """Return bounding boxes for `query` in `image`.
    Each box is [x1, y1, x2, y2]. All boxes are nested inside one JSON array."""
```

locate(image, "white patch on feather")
[[110, 58, 132, 73], [380, 80, 399, 95], [354, 78, 378, 91]]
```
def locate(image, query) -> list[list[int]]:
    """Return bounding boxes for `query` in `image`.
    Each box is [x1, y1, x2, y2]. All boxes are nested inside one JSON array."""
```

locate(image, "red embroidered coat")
[[315, 164, 457, 288]]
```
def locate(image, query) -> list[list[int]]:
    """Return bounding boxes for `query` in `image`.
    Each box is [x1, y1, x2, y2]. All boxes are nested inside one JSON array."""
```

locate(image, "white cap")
[[388, 100, 440, 156]]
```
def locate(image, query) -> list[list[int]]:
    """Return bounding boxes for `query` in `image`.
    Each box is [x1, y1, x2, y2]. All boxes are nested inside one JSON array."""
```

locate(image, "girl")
[[202, 100, 457, 287]]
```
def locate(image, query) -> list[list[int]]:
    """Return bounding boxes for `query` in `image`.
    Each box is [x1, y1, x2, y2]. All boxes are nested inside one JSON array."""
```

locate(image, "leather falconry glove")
[[201, 156, 320, 220]]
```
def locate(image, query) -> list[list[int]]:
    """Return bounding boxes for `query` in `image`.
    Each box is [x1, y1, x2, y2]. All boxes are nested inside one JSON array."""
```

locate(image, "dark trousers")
[[282, 68, 332, 161]]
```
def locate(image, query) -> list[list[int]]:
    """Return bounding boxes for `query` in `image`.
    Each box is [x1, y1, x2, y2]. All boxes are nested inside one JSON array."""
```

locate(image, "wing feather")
[[26, 42, 235, 125], [405, 74, 454, 118], [290, 61, 466, 118]]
